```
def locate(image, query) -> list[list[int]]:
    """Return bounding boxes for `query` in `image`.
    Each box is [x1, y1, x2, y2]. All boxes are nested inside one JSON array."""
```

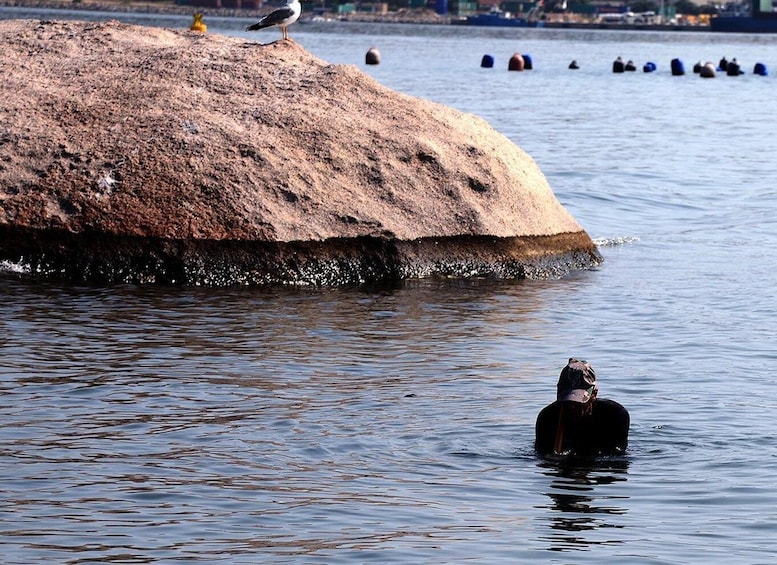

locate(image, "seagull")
[[246, 0, 302, 42]]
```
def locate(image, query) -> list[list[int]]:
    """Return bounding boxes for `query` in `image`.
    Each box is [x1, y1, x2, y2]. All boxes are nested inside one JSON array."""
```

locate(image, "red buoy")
[[508, 53, 525, 71]]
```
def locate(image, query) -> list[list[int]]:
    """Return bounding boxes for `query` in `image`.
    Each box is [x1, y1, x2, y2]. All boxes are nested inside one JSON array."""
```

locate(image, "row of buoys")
[[612, 56, 638, 72], [479, 54, 769, 76], [481, 53, 533, 70], [617, 56, 768, 77], [366, 47, 768, 76], [508, 53, 533, 71], [611, 58, 657, 73], [676, 57, 767, 77], [700, 56, 767, 76], [716, 56, 741, 74]]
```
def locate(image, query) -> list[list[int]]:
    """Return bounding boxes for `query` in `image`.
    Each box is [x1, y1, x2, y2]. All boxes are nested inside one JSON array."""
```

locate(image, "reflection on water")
[[0, 276, 587, 563], [536, 457, 629, 551]]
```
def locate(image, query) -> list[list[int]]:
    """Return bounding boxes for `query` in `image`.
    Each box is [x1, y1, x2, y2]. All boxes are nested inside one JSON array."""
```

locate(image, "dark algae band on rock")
[[0, 19, 602, 286], [0, 227, 599, 285]]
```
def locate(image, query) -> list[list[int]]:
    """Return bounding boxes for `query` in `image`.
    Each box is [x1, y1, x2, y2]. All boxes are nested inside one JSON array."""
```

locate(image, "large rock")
[[0, 18, 601, 285]]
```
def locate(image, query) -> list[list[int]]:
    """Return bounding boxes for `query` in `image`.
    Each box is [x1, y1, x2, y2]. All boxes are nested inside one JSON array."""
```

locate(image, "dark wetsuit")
[[535, 398, 630, 456]]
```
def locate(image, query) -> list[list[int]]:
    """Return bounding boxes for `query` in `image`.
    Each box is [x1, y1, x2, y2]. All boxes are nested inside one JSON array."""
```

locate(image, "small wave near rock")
[[593, 236, 640, 247], [0, 259, 31, 275]]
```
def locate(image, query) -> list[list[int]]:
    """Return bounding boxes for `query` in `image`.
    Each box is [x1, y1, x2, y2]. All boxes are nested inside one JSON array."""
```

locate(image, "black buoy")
[[718, 57, 729, 72], [569, 60, 579, 69], [508, 53, 525, 71], [365, 47, 381, 65], [625, 60, 636, 71], [671, 58, 685, 76], [522, 54, 533, 70], [693, 61, 702, 73], [754, 62, 768, 76], [613, 56, 625, 73], [481, 54, 494, 68], [726, 58, 742, 76]]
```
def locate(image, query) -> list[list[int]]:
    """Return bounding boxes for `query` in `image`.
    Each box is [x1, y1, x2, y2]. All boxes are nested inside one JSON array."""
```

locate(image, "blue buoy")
[[643, 61, 657, 73], [671, 58, 685, 76], [613, 56, 624, 73], [522, 54, 533, 70], [481, 54, 494, 68], [754, 62, 768, 76]]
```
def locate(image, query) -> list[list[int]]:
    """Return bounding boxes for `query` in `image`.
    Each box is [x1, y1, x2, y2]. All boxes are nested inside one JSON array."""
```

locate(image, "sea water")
[[2, 10, 777, 563]]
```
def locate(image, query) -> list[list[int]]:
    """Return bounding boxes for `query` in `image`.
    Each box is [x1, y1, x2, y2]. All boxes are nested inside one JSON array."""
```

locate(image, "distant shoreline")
[[0, 0, 711, 30], [0, 0, 273, 18], [0, 0, 452, 23]]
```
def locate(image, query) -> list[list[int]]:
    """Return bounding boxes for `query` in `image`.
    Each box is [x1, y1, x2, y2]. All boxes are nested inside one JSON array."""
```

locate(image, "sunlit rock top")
[[0, 19, 600, 285]]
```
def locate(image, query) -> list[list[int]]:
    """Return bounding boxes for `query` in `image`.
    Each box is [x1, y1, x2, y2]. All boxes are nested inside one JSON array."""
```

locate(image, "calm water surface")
[[2, 10, 777, 563]]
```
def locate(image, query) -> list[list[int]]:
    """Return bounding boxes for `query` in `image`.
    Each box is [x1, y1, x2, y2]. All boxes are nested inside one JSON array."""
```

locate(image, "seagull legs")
[[280, 25, 295, 42]]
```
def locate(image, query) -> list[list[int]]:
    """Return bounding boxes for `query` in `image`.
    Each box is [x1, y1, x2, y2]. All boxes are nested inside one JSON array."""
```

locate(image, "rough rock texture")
[[0, 18, 601, 285]]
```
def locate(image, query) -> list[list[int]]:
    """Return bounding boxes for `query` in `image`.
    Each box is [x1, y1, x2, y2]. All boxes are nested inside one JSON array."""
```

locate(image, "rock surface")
[[0, 18, 601, 285]]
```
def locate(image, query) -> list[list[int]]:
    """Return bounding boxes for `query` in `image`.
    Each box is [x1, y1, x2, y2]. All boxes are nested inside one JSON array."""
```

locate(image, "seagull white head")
[[246, 0, 302, 42]]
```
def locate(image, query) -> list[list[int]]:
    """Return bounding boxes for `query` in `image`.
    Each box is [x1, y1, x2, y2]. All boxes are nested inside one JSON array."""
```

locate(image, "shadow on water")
[[535, 455, 630, 552]]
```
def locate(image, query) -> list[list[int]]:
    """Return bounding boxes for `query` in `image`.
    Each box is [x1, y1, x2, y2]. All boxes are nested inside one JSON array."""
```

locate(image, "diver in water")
[[535, 358, 629, 456]]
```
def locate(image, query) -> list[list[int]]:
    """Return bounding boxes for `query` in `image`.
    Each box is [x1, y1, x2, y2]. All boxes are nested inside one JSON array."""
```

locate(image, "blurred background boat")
[[711, 0, 777, 32]]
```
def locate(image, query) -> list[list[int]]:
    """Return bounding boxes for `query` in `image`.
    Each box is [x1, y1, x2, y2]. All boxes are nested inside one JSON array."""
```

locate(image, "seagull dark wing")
[[246, 7, 295, 30]]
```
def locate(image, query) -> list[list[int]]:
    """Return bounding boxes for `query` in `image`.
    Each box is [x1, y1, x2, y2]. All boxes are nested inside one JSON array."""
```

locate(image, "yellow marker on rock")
[[190, 13, 207, 33]]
